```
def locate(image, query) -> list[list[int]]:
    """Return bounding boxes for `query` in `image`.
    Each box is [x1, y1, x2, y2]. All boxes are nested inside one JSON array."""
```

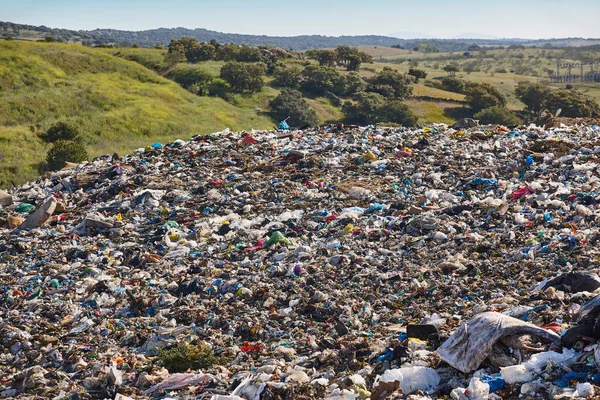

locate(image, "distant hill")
[[2, 21, 600, 51]]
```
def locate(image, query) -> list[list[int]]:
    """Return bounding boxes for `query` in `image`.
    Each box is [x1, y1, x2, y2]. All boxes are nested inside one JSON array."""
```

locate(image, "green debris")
[[266, 231, 292, 247], [157, 343, 221, 373]]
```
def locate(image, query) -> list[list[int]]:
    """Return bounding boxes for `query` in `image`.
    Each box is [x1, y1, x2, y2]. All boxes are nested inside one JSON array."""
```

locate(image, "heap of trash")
[[2, 121, 600, 399]]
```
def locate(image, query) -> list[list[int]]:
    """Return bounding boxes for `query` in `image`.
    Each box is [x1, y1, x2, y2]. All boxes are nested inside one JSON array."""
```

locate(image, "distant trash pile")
[[2, 121, 600, 399]]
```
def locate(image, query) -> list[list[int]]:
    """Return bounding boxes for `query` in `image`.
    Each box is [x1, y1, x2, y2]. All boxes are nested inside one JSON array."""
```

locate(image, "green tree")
[[272, 66, 302, 88], [300, 65, 344, 95], [366, 67, 413, 99], [187, 42, 216, 62], [333, 46, 373, 70], [441, 77, 466, 93], [346, 54, 363, 71], [220, 62, 265, 93], [443, 64, 459, 76], [378, 100, 418, 126], [342, 92, 386, 124], [39, 122, 81, 143], [474, 106, 521, 125], [236, 45, 262, 62], [46, 140, 89, 171], [544, 90, 600, 118], [207, 78, 231, 98], [515, 83, 551, 117], [417, 43, 440, 53], [408, 68, 427, 83], [216, 44, 240, 61], [465, 83, 507, 113], [269, 88, 318, 128], [167, 67, 213, 94], [306, 50, 337, 67], [342, 72, 367, 96]]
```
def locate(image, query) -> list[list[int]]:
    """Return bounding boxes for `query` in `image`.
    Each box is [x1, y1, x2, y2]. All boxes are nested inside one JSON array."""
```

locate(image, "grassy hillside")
[[2, 41, 598, 186], [0, 41, 276, 187]]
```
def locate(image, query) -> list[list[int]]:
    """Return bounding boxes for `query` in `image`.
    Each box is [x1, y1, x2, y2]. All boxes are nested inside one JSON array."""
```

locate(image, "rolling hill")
[[0, 41, 276, 187]]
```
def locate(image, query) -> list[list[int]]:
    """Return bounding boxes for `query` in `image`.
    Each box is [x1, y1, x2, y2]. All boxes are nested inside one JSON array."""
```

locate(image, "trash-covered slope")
[[2, 123, 600, 399]]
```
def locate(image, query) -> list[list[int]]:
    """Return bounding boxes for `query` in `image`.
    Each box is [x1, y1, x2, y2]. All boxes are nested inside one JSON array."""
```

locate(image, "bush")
[[366, 67, 413, 99], [545, 90, 600, 118], [408, 68, 427, 83], [440, 77, 466, 94], [269, 88, 318, 128], [465, 83, 507, 113], [342, 72, 367, 96], [378, 100, 418, 126], [272, 66, 302, 89], [220, 62, 265, 93], [207, 78, 230, 98], [39, 122, 81, 143], [474, 106, 521, 125], [46, 140, 89, 171], [424, 80, 443, 90], [515, 83, 550, 116], [167, 67, 213, 93], [342, 92, 416, 126], [300, 65, 345, 95], [342, 92, 386, 125], [158, 343, 220, 373]]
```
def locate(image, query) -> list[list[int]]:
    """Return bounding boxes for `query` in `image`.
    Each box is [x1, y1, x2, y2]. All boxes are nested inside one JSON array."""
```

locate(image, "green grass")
[[0, 41, 275, 187], [412, 84, 466, 101], [405, 100, 462, 125], [2, 41, 597, 187]]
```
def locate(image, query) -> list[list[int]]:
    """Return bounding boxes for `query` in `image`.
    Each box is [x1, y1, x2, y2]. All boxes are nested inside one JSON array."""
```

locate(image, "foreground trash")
[[1, 122, 600, 399]]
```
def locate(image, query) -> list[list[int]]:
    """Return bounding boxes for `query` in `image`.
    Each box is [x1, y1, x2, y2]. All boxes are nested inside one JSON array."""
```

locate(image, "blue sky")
[[1, 0, 598, 38]]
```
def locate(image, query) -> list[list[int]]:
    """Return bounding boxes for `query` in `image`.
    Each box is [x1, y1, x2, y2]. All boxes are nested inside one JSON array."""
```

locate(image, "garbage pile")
[[2, 122, 600, 399]]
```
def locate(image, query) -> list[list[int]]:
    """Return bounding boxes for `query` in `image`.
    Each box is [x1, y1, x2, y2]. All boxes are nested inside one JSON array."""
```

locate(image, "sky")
[[1, 0, 598, 39]]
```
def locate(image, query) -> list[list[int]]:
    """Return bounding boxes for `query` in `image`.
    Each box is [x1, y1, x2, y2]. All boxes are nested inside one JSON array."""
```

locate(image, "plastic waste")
[[375, 366, 440, 394]]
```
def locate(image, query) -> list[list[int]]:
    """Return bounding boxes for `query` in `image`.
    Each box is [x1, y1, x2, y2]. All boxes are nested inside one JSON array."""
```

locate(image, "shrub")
[[465, 83, 507, 113], [269, 88, 318, 128], [408, 68, 427, 83], [220, 62, 265, 93], [515, 83, 550, 116], [46, 140, 89, 171], [474, 106, 521, 125], [300, 65, 344, 95], [272, 66, 302, 88], [342, 93, 417, 126], [342, 92, 386, 125], [545, 90, 600, 118], [158, 343, 220, 373], [424, 80, 443, 90], [366, 67, 413, 99], [39, 122, 81, 143], [440, 77, 466, 94], [379, 100, 418, 126]]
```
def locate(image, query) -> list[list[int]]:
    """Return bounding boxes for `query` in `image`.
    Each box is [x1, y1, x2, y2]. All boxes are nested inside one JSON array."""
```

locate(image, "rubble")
[[1, 122, 600, 398]]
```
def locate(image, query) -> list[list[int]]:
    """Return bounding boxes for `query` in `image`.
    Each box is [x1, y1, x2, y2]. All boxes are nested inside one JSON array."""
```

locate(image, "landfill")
[[1, 121, 600, 399]]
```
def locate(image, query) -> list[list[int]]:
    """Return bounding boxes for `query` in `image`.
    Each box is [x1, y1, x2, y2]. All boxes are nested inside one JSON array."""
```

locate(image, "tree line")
[[427, 76, 600, 124]]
